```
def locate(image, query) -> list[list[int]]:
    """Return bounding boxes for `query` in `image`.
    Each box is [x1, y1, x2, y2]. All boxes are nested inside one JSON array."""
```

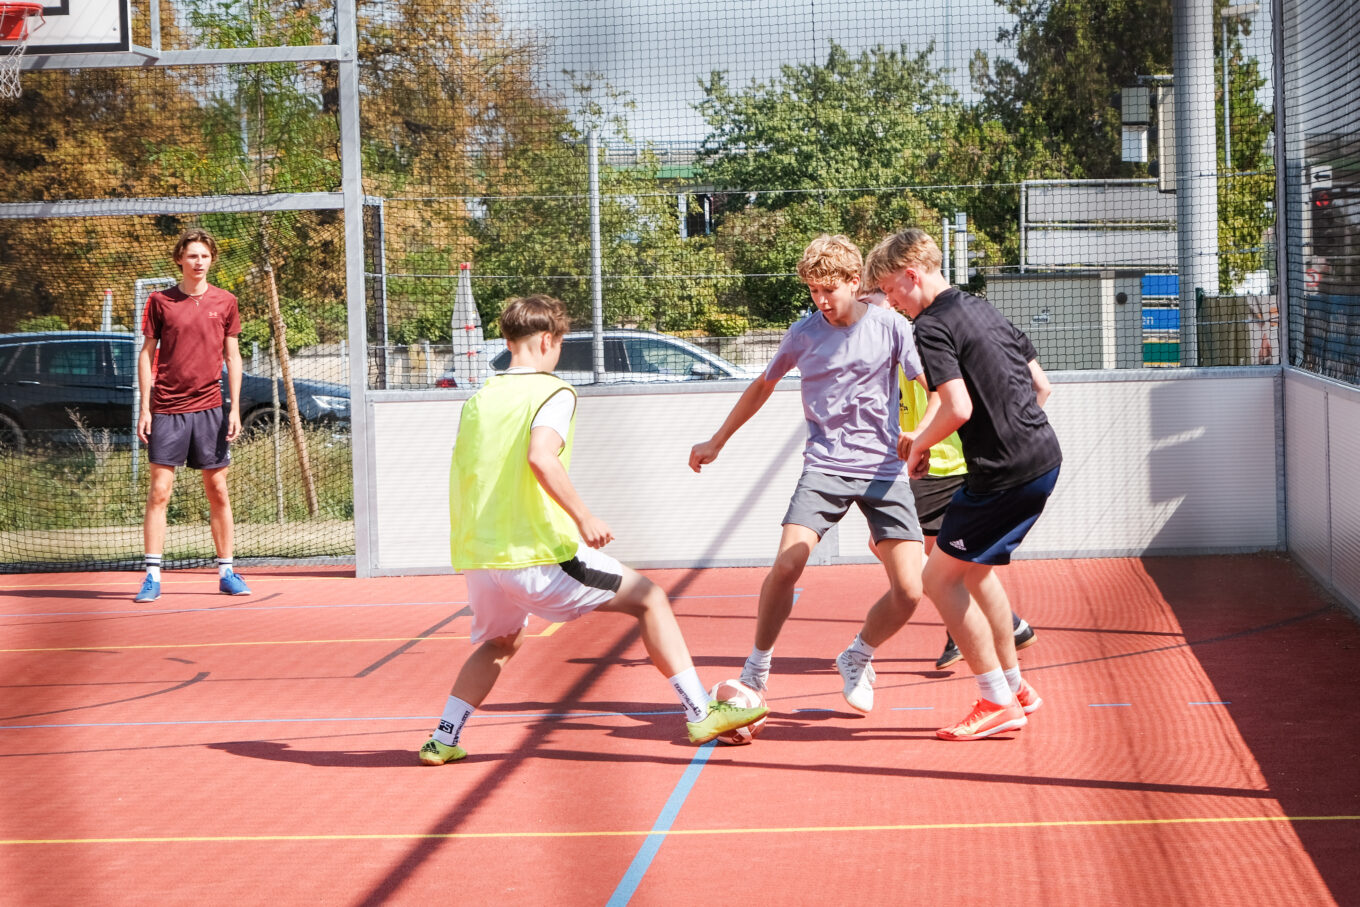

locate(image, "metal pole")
[[1172, 0, 1222, 366], [941, 217, 952, 286], [1223, 17, 1232, 171], [587, 130, 605, 384], [1270, 0, 1290, 369], [371, 197, 389, 390], [131, 290, 143, 491], [1270, 0, 1290, 550], [335, 0, 372, 574], [953, 211, 968, 285]]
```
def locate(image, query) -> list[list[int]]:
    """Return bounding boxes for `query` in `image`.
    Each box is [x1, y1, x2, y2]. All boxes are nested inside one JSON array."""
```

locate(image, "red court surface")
[[2, 554, 1359, 906]]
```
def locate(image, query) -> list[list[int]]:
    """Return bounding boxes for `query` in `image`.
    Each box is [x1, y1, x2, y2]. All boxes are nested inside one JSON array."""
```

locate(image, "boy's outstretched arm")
[[527, 425, 614, 548], [689, 373, 779, 472]]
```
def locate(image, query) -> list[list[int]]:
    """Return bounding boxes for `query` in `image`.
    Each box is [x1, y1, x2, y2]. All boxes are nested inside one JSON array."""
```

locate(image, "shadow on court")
[[1144, 554, 1360, 901]]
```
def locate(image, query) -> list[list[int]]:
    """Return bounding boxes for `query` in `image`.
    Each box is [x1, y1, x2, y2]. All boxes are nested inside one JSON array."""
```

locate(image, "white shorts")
[[463, 544, 625, 643]]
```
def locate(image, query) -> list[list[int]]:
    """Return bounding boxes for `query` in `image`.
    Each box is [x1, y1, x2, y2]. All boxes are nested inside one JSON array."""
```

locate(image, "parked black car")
[[0, 331, 350, 452]]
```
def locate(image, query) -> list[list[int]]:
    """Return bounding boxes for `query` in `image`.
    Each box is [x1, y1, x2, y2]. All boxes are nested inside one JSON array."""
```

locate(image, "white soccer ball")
[[709, 678, 768, 746]]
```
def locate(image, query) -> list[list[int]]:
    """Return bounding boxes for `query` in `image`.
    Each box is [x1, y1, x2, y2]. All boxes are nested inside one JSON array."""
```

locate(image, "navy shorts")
[[935, 465, 1060, 565], [148, 408, 230, 470], [783, 470, 922, 543], [910, 473, 966, 536]]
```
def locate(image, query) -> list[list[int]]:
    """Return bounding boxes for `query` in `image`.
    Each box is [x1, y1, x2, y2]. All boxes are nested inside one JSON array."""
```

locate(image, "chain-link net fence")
[[1281, 0, 1360, 383], [6, 0, 1354, 572], [353, 0, 1280, 386]]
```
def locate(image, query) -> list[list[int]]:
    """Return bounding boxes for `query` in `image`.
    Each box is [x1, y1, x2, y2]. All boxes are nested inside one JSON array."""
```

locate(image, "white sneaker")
[[836, 650, 875, 713]]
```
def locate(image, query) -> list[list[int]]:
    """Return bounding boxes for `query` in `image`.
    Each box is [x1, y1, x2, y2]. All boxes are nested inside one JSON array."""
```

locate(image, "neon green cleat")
[[418, 737, 468, 765], [687, 699, 769, 744]]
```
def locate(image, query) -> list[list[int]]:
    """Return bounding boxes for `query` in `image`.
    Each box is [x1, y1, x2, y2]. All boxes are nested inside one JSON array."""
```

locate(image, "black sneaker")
[[936, 620, 1037, 671], [935, 635, 962, 670]]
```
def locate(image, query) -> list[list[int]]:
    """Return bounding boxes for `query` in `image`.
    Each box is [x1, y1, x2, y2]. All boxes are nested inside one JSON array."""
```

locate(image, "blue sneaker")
[[134, 575, 160, 603], [219, 571, 251, 595]]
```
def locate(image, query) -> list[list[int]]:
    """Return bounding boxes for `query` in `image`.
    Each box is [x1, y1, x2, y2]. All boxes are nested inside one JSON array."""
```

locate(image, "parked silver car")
[[437, 330, 751, 387]]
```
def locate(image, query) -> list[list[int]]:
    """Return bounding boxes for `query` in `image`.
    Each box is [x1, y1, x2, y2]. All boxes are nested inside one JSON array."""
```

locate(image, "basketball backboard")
[[22, 0, 128, 55]]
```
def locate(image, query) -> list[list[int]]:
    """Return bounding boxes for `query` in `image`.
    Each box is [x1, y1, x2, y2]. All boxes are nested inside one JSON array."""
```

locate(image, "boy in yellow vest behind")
[[420, 294, 767, 765]]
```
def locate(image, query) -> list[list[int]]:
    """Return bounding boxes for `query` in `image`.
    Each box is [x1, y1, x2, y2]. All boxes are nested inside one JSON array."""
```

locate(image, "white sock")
[[669, 668, 709, 722], [217, 558, 233, 578], [847, 633, 876, 662], [144, 554, 162, 582], [741, 646, 773, 688], [433, 694, 475, 746], [976, 668, 1013, 707], [1003, 666, 1023, 693]]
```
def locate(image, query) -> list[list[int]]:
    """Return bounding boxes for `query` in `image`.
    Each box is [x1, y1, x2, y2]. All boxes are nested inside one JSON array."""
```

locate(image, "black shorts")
[[148, 408, 230, 470], [910, 473, 967, 536], [936, 465, 1060, 566]]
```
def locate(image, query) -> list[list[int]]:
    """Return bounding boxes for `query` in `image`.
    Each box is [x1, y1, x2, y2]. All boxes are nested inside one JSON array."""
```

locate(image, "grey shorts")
[[783, 470, 923, 543], [148, 408, 230, 470]]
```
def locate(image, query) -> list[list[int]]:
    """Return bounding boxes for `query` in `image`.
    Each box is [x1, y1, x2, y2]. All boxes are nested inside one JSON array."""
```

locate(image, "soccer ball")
[[709, 678, 767, 746]]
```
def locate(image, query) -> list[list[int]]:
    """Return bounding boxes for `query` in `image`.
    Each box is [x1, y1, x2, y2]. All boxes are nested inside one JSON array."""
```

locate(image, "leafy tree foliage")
[[976, 0, 1274, 287], [695, 44, 961, 323]]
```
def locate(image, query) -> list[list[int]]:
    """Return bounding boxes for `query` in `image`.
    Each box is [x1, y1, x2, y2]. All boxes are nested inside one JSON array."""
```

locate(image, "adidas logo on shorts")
[[949, 538, 967, 551]]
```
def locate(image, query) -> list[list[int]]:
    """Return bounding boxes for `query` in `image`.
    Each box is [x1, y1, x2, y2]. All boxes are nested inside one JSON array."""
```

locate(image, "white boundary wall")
[[1283, 370, 1360, 613], [367, 369, 1286, 575]]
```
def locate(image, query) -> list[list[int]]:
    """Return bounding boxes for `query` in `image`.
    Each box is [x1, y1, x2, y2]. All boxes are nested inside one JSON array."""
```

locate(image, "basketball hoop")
[[0, 1, 43, 99]]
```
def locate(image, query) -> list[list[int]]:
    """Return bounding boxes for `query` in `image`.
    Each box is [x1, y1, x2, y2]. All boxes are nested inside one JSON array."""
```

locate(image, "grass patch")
[[0, 425, 354, 568]]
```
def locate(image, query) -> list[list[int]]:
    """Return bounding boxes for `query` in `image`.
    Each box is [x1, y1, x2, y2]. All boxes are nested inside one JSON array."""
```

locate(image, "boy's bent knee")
[[598, 568, 666, 618], [481, 631, 524, 659]]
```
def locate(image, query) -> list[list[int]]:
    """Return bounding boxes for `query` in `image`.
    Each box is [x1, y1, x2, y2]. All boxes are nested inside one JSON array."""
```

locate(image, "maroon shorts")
[[148, 407, 230, 470]]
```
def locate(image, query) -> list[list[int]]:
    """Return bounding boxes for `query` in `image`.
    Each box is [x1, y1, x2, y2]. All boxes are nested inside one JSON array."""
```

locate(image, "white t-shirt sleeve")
[[530, 387, 576, 442]]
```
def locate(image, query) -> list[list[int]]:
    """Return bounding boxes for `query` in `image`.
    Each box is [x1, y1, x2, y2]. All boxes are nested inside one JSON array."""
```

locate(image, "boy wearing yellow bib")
[[420, 295, 766, 765]]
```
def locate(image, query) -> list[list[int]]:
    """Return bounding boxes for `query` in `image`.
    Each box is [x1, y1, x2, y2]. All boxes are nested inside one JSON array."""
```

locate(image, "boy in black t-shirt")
[[865, 229, 1062, 742]]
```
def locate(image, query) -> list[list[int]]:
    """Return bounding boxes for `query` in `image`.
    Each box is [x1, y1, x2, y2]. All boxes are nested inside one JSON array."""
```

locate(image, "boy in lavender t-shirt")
[[689, 234, 926, 714]]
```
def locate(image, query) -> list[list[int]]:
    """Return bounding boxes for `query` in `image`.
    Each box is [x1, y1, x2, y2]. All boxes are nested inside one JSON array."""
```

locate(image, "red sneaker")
[[936, 698, 1027, 741], [1015, 679, 1043, 715]]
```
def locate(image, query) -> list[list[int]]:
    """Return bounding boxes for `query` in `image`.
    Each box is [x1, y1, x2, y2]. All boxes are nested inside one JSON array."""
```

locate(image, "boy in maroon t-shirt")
[[134, 229, 251, 602]]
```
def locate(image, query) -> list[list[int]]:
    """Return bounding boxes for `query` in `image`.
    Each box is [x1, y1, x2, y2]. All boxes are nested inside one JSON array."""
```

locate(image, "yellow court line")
[[2, 814, 1356, 846], [1, 637, 470, 653], [0, 624, 562, 654]]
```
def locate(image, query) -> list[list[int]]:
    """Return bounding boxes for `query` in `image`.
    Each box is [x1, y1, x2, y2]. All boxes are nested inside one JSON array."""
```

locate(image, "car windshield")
[[485, 333, 739, 382], [619, 337, 711, 376]]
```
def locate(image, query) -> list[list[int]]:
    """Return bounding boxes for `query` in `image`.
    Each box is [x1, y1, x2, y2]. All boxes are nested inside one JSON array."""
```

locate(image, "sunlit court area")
[[2, 0, 1358, 904]]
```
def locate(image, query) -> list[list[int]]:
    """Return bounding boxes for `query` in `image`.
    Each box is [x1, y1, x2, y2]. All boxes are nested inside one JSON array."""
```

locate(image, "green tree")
[[694, 43, 962, 322], [1216, 38, 1275, 288], [469, 72, 735, 336], [977, 0, 1274, 288], [0, 4, 209, 331]]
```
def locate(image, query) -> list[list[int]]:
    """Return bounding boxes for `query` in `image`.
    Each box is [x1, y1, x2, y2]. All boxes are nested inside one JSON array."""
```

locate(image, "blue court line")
[[606, 741, 716, 907], [1189, 701, 1231, 706], [0, 709, 687, 732], [1089, 703, 1132, 708], [0, 600, 467, 619]]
